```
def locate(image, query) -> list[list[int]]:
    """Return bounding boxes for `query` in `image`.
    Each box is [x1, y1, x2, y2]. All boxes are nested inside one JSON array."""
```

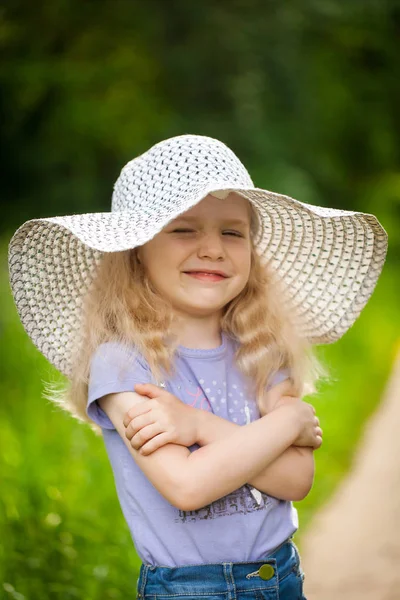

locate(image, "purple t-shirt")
[[87, 331, 298, 567]]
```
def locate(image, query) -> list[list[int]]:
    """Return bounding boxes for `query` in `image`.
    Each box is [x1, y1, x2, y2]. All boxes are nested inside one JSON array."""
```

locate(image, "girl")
[[8, 134, 387, 599]]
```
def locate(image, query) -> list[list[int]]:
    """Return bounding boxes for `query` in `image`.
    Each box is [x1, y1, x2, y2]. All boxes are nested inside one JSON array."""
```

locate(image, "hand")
[[273, 396, 323, 450], [122, 383, 200, 455]]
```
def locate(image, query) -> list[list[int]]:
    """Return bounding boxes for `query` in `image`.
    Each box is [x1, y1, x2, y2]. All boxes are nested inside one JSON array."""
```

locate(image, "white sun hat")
[[8, 134, 388, 377]]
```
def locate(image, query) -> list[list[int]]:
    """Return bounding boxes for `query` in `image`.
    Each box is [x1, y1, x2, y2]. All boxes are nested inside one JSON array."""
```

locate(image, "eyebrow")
[[171, 216, 249, 227]]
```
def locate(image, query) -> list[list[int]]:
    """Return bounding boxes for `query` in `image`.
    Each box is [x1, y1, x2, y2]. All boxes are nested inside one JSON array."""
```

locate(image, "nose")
[[197, 231, 225, 261]]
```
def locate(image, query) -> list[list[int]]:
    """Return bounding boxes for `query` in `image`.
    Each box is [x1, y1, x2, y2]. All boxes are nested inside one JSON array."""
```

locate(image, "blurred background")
[[0, 1, 399, 598]]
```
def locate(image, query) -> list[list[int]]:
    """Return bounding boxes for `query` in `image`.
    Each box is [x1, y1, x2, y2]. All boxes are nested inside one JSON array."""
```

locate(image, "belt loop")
[[223, 563, 236, 600], [137, 564, 150, 599], [290, 538, 301, 561]]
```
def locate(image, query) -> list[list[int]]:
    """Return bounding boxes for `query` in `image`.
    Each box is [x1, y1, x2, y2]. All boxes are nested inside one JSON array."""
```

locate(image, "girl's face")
[[137, 193, 252, 319]]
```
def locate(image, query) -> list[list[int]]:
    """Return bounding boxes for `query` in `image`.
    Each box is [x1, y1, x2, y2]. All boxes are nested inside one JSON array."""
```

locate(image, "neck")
[[170, 314, 223, 349]]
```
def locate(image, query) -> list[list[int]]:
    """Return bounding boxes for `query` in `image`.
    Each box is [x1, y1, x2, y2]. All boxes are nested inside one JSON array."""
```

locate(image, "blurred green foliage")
[[1, 0, 400, 255], [1, 0, 399, 598]]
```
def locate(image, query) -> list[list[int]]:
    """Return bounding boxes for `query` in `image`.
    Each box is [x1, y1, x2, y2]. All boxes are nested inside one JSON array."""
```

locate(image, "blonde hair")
[[50, 220, 327, 433]]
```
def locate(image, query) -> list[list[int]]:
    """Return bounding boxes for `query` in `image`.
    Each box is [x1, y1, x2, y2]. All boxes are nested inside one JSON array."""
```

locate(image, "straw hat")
[[8, 134, 388, 377]]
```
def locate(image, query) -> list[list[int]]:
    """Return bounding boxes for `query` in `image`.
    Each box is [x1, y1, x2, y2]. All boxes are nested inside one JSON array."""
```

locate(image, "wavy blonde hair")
[[50, 208, 327, 434]]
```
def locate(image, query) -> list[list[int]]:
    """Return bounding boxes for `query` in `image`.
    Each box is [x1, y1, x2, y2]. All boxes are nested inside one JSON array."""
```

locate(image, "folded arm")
[[195, 407, 314, 501], [99, 390, 302, 511], [195, 378, 315, 501]]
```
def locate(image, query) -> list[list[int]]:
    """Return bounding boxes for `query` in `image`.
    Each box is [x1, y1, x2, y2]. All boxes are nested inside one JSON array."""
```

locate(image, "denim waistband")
[[137, 537, 302, 599]]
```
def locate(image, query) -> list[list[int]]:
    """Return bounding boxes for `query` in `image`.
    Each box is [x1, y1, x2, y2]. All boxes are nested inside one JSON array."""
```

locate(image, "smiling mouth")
[[184, 272, 228, 282]]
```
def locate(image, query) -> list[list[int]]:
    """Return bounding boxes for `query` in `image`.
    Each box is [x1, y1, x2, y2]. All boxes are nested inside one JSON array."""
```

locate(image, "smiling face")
[[136, 193, 253, 322]]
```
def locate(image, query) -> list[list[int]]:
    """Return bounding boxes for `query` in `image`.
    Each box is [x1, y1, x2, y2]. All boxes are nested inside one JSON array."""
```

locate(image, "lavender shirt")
[[87, 331, 298, 567]]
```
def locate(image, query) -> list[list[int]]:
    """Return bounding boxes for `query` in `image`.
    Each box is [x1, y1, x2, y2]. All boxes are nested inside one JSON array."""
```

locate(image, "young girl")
[[8, 134, 387, 600]]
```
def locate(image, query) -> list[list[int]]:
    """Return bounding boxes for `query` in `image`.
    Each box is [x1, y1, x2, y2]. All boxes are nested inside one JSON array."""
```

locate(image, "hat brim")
[[8, 184, 388, 376]]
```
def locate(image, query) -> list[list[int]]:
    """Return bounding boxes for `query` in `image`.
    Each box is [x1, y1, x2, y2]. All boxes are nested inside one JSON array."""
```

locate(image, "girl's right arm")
[[99, 390, 312, 511]]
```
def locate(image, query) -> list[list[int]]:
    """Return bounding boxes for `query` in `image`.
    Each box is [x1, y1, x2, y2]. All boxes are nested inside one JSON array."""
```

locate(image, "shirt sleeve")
[[266, 368, 291, 392], [87, 342, 153, 430]]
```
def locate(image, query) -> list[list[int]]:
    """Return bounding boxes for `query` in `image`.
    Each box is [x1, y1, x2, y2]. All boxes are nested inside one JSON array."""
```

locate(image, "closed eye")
[[172, 229, 244, 237]]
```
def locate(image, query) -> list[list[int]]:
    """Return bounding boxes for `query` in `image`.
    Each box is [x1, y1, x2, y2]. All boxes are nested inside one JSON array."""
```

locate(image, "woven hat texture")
[[8, 134, 388, 377]]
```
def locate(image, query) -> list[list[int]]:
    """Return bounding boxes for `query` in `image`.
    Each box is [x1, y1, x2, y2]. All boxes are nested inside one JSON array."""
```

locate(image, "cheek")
[[145, 244, 183, 280], [237, 248, 252, 277]]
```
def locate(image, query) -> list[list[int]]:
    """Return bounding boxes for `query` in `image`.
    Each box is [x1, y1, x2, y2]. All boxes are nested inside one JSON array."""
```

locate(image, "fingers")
[[128, 422, 164, 451], [312, 424, 323, 449], [139, 432, 173, 456], [133, 383, 166, 398], [123, 402, 153, 427], [296, 424, 323, 449], [303, 401, 316, 416], [309, 406, 321, 429], [125, 413, 154, 440], [313, 435, 323, 450]]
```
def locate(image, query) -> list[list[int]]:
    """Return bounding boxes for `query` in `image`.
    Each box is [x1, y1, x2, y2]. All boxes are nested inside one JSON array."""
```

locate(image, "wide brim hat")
[[8, 134, 388, 377]]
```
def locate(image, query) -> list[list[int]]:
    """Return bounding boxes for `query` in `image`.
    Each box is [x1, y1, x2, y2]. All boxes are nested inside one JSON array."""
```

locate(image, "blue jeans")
[[136, 537, 306, 599]]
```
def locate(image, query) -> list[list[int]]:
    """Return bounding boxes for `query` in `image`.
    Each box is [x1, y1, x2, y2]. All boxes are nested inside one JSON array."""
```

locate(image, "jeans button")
[[259, 564, 274, 580]]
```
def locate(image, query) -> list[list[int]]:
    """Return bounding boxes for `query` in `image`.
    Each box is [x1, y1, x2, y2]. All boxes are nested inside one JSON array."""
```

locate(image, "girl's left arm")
[[196, 378, 315, 501], [195, 405, 315, 502]]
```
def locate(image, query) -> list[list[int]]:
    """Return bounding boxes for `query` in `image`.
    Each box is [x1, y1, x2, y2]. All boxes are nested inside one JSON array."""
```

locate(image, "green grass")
[[1, 240, 398, 598]]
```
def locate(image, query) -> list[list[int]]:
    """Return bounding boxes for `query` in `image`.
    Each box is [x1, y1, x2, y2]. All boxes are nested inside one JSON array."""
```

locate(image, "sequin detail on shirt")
[[176, 486, 279, 523]]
